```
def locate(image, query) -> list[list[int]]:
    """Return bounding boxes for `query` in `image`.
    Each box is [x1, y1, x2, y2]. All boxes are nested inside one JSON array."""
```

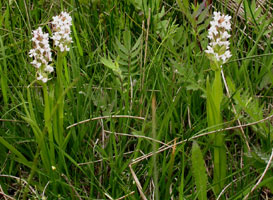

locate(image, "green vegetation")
[[0, 0, 272, 199]]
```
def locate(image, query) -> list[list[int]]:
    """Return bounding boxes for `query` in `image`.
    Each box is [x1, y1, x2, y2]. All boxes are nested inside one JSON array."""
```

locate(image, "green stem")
[[54, 52, 67, 176], [207, 69, 227, 195], [43, 84, 55, 165], [214, 133, 226, 194], [214, 70, 226, 195], [56, 53, 64, 145]]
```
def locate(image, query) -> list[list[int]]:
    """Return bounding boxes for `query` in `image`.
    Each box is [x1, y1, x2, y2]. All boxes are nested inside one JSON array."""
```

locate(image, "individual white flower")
[[205, 46, 214, 54], [213, 11, 221, 21], [31, 60, 42, 69], [29, 49, 36, 57], [45, 65, 54, 73], [51, 11, 73, 52], [29, 27, 53, 83], [222, 31, 231, 39], [220, 50, 232, 62], [37, 73, 48, 83], [205, 11, 232, 66]]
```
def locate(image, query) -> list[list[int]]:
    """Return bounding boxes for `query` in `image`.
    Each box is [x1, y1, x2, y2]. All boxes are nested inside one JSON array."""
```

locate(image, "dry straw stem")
[[216, 180, 236, 200], [0, 175, 36, 195], [216, 0, 272, 50], [216, 174, 249, 200], [0, 119, 25, 123], [143, 8, 151, 81], [78, 150, 137, 165], [104, 130, 171, 147], [116, 191, 135, 200], [217, 0, 272, 26], [104, 192, 114, 200], [129, 113, 273, 199], [129, 164, 147, 200], [0, 184, 15, 200], [243, 148, 273, 200], [42, 181, 50, 199], [100, 119, 105, 149], [140, 8, 151, 116], [66, 115, 145, 129], [132, 113, 273, 164]]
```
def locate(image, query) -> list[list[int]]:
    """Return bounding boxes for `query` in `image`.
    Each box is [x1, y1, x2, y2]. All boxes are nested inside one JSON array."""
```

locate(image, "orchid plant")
[[25, 11, 73, 199], [205, 11, 232, 194]]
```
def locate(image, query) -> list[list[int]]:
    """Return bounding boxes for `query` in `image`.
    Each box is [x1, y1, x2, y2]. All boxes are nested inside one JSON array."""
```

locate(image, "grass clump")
[[0, 0, 273, 199]]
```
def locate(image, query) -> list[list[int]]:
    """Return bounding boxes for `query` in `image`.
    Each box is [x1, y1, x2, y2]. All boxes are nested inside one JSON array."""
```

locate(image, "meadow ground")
[[0, 0, 273, 199]]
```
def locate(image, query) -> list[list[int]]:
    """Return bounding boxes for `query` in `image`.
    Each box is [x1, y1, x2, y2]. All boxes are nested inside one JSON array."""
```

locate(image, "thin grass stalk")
[[140, 8, 151, 117], [179, 144, 185, 200], [0, 35, 8, 105], [165, 139, 176, 199], [152, 94, 159, 200]]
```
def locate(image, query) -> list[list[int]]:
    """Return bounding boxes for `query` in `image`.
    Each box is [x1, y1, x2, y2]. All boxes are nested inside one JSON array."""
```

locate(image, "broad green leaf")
[[192, 141, 207, 200], [123, 28, 131, 50], [101, 57, 118, 71], [212, 70, 223, 120], [101, 57, 122, 78], [115, 38, 129, 55]]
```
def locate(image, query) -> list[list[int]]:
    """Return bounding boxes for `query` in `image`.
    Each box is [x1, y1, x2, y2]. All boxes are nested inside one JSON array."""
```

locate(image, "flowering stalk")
[[25, 28, 56, 200], [205, 11, 232, 194], [25, 12, 73, 197], [29, 27, 55, 164], [51, 12, 72, 167]]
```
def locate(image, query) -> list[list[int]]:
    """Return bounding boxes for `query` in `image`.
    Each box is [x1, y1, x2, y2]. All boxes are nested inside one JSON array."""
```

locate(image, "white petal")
[[45, 65, 54, 73]]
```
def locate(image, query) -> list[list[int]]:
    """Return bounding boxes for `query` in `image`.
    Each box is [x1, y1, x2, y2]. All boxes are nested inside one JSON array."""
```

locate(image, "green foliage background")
[[0, 0, 272, 199]]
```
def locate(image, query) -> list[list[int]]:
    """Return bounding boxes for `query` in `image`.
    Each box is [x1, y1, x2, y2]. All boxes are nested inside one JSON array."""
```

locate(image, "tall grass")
[[0, 0, 273, 199]]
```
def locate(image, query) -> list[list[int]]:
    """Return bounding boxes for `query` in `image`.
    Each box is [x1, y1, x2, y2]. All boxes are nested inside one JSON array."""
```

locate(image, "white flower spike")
[[205, 11, 232, 66], [29, 27, 53, 83], [51, 11, 73, 52]]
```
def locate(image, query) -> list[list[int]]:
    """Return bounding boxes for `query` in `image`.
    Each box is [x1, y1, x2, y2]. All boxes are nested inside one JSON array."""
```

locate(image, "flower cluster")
[[29, 27, 53, 83], [51, 11, 73, 52], [29, 12, 73, 83], [205, 11, 232, 65]]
